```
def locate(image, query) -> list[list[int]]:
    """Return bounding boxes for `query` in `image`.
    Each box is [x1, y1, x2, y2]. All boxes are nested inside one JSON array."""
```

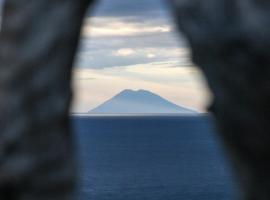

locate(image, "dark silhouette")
[[172, 1, 270, 199], [0, 0, 94, 199]]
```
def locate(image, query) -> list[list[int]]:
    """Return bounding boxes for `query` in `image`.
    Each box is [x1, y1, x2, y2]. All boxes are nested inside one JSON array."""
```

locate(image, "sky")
[[0, 0, 210, 113], [65, 1, 212, 112]]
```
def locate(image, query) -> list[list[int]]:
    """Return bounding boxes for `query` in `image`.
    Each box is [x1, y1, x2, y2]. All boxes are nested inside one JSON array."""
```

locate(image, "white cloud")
[[82, 17, 172, 38], [147, 53, 156, 58], [113, 48, 136, 57]]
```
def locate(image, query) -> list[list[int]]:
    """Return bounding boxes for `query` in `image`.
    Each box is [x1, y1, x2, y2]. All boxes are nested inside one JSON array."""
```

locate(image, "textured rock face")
[[172, 0, 270, 199], [0, 0, 93, 199]]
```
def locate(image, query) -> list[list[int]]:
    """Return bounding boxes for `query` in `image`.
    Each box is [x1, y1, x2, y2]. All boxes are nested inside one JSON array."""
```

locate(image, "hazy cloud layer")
[[72, 63, 210, 112], [75, 0, 188, 70]]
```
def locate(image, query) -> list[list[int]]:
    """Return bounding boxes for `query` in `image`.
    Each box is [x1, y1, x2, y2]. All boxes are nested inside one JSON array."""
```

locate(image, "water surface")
[[72, 115, 236, 200]]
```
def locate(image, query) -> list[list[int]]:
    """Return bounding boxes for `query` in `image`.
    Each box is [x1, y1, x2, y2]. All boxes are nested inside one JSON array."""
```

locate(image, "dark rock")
[[172, 0, 270, 199], [0, 0, 93, 199]]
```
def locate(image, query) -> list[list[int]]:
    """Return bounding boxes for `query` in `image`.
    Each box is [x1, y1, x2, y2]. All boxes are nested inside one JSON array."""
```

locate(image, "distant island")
[[89, 89, 196, 114]]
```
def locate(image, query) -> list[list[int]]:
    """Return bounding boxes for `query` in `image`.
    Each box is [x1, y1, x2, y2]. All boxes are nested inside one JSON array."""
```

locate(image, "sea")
[[72, 114, 237, 200]]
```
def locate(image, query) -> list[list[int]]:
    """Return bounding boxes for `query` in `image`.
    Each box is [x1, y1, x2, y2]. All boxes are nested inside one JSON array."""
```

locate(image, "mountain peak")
[[90, 89, 196, 114], [119, 89, 149, 94]]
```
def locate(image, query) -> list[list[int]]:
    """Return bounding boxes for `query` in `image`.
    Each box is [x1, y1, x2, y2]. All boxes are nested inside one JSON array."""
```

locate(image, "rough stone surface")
[[0, 0, 93, 199], [172, 0, 270, 199]]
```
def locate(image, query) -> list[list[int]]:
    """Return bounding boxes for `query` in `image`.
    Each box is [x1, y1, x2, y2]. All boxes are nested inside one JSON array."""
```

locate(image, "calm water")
[[72, 115, 237, 200]]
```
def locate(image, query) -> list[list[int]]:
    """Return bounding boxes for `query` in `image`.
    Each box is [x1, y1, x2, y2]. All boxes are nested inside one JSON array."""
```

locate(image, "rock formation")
[[0, 0, 93, 199], [172, 0, 270, 199]]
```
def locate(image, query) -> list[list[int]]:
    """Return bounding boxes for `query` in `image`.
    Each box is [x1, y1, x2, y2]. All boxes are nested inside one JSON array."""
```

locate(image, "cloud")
[[74, 0, 190, 70], [82, 17, 172, 38], [114, 48, 136, 57], [75, 15, 188, 70], [76, 47, 191, 69], [147, 53, 156, 58]]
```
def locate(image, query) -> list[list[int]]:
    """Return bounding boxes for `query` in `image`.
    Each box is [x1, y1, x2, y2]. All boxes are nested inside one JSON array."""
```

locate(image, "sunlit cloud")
[[82, 17, 171, 38], [113, 48, 136, 57], [147, 53, 156, 58]]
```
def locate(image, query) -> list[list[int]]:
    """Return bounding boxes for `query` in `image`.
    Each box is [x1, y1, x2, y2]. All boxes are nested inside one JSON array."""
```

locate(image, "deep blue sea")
[[72, 115, 237, 200]]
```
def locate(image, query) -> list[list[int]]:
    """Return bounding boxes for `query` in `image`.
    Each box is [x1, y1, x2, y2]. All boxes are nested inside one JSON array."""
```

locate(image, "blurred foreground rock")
[[0, 0, 93, 199], [172, 0, 270, 199]]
